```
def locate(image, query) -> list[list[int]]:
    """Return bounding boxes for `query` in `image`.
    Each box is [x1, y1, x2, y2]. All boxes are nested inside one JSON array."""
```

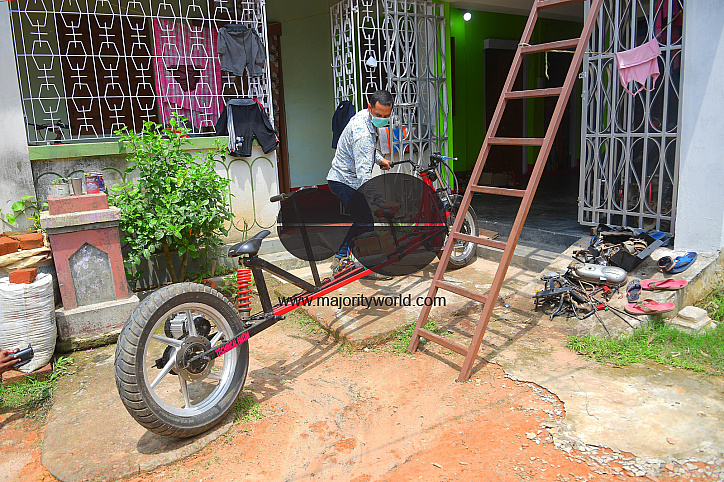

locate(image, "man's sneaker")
[[363, 270, 393, 281], [331, 256, 354, 277]]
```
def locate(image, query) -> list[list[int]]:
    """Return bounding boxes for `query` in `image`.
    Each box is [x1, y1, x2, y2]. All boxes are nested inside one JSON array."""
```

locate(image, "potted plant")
[[49, 178, 70, 197], [109, 114, 233, 284]]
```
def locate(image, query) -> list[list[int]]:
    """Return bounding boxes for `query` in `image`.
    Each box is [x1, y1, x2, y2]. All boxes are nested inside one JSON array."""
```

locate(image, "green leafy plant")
[[1, 196, 46, 230], [110, 115, 233, 283]]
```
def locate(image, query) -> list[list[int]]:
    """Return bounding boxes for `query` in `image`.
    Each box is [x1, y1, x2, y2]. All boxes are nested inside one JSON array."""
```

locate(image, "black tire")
[[442, 205, 479, 269], [115, 282, 249, 438]]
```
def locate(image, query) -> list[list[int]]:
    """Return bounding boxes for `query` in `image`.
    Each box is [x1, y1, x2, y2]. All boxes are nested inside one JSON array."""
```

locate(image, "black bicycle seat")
[[228, 230, 270, 257]]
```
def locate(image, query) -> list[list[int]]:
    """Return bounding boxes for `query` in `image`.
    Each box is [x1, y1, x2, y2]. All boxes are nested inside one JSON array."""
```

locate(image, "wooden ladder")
[[407, 0, 604, 382]]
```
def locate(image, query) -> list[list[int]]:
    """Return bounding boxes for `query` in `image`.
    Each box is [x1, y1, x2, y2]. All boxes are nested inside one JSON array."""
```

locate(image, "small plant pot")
[[49, 182, 70, 197]]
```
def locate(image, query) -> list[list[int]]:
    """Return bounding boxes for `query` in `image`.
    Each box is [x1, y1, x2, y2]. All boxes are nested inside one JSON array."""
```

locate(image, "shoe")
[[363, 271, 393, 281], [331, 256, 354, 277], [657, 252, 697, 274]]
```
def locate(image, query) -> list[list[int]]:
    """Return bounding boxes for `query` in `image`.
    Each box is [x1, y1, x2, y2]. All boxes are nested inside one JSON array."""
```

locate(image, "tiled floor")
[[471, 171, 589, 246]]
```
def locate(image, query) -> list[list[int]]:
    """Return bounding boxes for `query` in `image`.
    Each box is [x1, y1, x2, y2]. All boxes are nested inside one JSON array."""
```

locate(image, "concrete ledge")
[[42, 344, 234, 482], [55, 295, 139, 351], [28, 136, 233, 161], [41, 206, 121, 230]]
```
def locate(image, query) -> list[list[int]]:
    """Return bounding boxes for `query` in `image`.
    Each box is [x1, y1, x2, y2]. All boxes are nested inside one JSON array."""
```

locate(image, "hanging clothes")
[[215, 99, 279, 157], [655, 0, 683, 69], [218, 25, 267, 78], [615, 39, 662, 96], [332, 100, 356, 149], [655, 0, 683, 43], [152, 18, 223, 128]]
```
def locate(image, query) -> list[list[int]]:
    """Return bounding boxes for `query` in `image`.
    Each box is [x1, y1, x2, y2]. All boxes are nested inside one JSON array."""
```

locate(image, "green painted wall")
[[449, 9, 526, 171], [266, 0, 338, 188], [449, 8, 582, 172]]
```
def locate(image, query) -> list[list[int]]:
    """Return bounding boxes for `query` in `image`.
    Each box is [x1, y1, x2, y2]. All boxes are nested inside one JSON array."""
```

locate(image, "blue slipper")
[[626, 279, 641, 302], [657, 251, 697, 274]]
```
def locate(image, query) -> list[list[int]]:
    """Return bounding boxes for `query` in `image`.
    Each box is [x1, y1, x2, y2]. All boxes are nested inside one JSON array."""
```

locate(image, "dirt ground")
[[0, 312, 714, 482]]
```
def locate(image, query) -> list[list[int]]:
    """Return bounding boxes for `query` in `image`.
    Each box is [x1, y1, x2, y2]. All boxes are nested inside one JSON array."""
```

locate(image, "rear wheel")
[[444, 205, 479, 269], [114, 283, 249, 438]]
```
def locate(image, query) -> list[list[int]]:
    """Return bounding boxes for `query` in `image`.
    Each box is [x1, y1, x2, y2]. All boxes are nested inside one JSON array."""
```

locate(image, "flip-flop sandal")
[[657, 251, 697, 274], [624, 298, 675, 315], [641, 278, 688, 290], [626, 279, 642, 302]]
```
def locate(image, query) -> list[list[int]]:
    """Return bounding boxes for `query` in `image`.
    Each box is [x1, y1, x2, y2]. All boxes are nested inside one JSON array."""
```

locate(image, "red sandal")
[[624, 298, 675, 315]]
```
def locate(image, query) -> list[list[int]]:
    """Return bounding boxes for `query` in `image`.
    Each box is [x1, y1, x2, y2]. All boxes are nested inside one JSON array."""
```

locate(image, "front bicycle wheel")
[[444, 205, 479, 269], [115, 283, 249, 438]]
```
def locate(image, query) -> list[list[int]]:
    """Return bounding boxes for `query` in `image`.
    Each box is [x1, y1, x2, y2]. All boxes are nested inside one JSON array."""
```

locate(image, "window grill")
[[579, 0, 683, 232], [9, 0, 273, 145], [330, 0, 448, 159]]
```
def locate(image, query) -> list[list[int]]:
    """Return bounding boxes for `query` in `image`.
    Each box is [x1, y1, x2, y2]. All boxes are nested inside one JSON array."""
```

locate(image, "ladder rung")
[[506, 87, 562, 99], [538, 0, 586, 9], [435, 280, 488, 304], [489, 137, 544, 146], [418, 329, 469, 356], [470, 185, 526, 198], [520, 38, 580, 55], [453, 232, 507, 251]]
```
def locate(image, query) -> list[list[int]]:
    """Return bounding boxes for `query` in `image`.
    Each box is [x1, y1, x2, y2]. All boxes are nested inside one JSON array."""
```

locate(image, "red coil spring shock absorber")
[[236, 269, 253, 320]]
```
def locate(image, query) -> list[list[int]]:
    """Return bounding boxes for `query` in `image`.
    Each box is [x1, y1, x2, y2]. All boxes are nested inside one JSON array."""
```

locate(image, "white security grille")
[[579, 0, 683, 232], [9, 0, 273, 145], [330, 0, 448, 159]]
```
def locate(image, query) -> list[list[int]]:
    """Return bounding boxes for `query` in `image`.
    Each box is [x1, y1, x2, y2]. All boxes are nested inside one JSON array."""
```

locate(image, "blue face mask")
[[371, 115, 389, 128]]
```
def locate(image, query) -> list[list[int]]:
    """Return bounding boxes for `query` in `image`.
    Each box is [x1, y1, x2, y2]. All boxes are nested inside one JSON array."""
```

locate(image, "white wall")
[[675, 0, 724, 254], [0, 2, 36, 231]]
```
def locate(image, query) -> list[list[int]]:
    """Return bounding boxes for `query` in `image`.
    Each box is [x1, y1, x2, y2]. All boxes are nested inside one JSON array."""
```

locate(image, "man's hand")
[[0, 349, 20, 375], [379, 159, 393, 171]]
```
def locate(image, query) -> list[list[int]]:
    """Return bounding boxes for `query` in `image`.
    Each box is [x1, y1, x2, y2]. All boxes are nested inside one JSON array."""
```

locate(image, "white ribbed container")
[[0, 273, 56, 373]]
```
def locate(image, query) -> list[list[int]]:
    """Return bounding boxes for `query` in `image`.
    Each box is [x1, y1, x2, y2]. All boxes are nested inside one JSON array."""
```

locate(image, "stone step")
[[477, 219, 586, 251], [219, 235, 561, 279], [474, 240, 561, 274]]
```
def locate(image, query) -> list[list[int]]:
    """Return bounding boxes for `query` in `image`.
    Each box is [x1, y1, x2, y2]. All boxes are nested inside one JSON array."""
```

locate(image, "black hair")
[[368, 90, 394, 109]]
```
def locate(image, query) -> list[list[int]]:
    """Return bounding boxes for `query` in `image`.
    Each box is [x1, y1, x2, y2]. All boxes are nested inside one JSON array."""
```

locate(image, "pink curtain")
[[152, 18, 223, 129]]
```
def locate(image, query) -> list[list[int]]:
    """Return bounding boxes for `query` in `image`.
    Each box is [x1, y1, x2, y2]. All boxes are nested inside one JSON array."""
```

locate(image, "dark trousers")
[[328, 180, 374, 259]]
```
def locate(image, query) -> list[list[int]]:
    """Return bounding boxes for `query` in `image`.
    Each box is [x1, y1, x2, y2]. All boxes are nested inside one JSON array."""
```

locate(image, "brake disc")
[[175, 335, 215, 382]]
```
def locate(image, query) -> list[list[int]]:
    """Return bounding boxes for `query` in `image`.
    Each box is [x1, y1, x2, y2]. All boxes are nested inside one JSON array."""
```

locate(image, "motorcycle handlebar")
[[270, 192, 290, 203]]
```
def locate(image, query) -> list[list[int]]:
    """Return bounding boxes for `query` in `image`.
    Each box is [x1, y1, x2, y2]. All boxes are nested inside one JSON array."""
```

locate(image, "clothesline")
[[523, 9, 682, 80], [519, 9, 683, 57]]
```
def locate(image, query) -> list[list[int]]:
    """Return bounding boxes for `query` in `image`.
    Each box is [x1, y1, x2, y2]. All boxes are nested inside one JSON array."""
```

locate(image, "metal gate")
[[8, 0, 273, 143], [330, 0, 448, 160], [579, 0, 683, 232]]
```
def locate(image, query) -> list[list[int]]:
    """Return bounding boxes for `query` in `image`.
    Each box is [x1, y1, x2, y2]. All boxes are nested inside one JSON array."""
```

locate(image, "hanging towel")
[[332, 101, 356, 149], [379, 126, 410, 155], [616, 39, 662, 96], [215, 99, 278, 157], [218, 24, 267, 77], [152, 18, 223, 128]]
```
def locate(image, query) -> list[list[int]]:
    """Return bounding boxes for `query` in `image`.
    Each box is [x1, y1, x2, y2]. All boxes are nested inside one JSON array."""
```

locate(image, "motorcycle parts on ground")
[[567, 262, 628, 286]]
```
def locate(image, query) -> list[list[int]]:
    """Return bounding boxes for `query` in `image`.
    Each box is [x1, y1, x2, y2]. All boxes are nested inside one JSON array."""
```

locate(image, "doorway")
[[268, 22, 290, 194]]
